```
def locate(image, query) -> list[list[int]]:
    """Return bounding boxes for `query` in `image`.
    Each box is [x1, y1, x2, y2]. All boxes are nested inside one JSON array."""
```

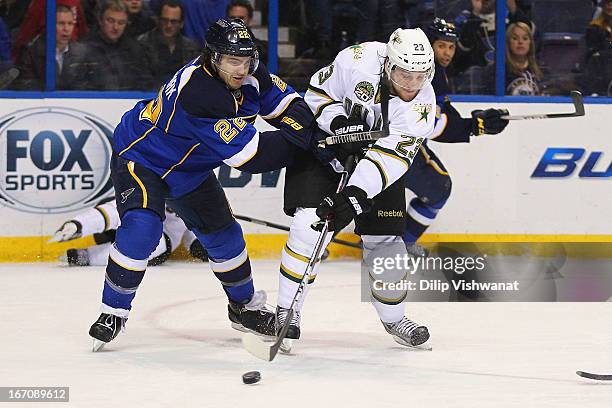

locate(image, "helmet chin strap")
[[212, 61, 234, 78]]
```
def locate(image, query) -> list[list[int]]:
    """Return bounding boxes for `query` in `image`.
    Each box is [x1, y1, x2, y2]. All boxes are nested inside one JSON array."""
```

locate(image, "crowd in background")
[[0, 0, 609, 96]]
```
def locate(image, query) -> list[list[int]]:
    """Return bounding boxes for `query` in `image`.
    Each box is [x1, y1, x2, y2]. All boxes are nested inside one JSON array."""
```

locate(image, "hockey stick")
[[242, 156, 356, 361], [501, 91, 585, 120], [576, 371, 612, 381], [318, 129, 387, 147], [233, 213, 362, 249]]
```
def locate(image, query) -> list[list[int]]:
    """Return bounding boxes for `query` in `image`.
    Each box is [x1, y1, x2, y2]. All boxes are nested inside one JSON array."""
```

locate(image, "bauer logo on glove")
[[333, 124, 365, 136]]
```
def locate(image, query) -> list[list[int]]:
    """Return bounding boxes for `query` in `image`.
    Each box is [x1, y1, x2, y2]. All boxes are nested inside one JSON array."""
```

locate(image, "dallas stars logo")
[[391, 33, 402, 44], [349, 44, 364, 60], [412, 103, 432, 123]]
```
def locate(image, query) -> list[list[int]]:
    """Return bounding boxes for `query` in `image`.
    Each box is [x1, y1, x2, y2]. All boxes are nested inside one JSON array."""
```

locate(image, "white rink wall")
[[0, 98, 610, 260]]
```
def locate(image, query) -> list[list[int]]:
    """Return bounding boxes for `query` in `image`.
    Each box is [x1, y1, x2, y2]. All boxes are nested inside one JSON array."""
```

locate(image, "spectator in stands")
[[483, 21, 543, 95], [14, 5, 88, 90], [301, 0, 333, 59], [0, 16, 11, 71], [78, 0, 154, 90], [355, 0, 404, 44], [226, 0, 252, 25], [12, 0, 88, 61], [150, 0, 228, 46], [123, 0, 156, 38], [138, 0, 199, 86], [0, 0, 30, 36], [583, 0, 612, 95], [226, 0, 267, 64], [452, 0, 533, 76], [586, 0, 612, 58]]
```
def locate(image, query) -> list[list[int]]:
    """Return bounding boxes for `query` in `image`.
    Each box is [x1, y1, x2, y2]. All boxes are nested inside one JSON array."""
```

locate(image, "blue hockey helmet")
[[426, 18, 459, 44], [205, 18, 259, 74]]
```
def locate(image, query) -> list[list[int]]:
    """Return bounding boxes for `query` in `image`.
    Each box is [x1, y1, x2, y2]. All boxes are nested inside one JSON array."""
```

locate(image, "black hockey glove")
[[277, 99, 316, 149], [471, 108, 510, 135], [313, 185, 373, 232], [329, 116, 372, 161]]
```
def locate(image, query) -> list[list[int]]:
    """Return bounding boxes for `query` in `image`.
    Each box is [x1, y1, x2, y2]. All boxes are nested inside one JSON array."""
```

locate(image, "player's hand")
[[329, 115, 370, 136], [277, 99, 315, 149], [329, 116, 372, 161], [470, 108, 509, 135], [312, 186, 372, 232], [48, 221, 82, 243], [309, 127, 336, 164]]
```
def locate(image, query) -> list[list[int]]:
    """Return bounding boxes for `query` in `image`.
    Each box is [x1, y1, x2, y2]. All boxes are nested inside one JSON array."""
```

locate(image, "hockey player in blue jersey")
[[88, 18, 318, 351], [402, 18, 510, 255]]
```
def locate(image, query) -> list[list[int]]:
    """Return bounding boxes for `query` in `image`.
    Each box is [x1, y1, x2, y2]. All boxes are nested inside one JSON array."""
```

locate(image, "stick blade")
[[569, 90, 585, 116], [242, 332, 275, 361], [576, 371, 612, 381]]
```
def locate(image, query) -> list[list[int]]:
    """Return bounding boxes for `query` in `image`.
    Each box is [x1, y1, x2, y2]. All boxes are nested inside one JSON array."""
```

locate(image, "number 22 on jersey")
[[214, 118, 247, 143]]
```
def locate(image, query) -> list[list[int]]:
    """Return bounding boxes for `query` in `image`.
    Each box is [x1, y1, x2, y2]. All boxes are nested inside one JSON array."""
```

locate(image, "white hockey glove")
[[48, 221, 82, 243]]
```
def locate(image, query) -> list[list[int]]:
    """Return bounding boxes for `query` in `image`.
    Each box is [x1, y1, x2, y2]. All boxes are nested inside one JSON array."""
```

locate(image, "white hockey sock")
[[362, 234, 408, 323], [372, 300, 405, 323], [277, 207, 333, 311], [277, 245, 320, 310]]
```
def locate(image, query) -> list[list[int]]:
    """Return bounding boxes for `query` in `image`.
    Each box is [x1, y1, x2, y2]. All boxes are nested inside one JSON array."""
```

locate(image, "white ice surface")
[[1, 260, 611, 407]]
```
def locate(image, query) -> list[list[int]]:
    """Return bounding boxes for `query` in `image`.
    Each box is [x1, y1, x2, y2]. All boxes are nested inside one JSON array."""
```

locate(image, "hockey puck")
[[242, 371, 261, 384]]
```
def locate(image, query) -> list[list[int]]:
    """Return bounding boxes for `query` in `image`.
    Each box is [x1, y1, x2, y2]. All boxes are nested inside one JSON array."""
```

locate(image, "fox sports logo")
[[0, 107, 114, 214]]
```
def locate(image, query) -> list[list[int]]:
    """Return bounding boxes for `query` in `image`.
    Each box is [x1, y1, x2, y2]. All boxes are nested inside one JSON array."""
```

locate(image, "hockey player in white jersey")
[[277, 28, 436, 348], [49, 199, 208, 266]]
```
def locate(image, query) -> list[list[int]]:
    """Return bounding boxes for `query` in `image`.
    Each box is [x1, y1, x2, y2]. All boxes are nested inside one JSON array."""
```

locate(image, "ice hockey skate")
[[382, 317, 431, 350], [89, 313, 126, 352], [228, 290, 276, 337], [275, 306, 301, 353], [65, 249, 90, 266]]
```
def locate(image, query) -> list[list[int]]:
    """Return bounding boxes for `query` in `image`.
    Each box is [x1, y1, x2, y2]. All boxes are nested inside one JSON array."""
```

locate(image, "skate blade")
[[391, 335, 432, 351], [231, 322, 275, 341], [231, 322, 249, 333], [92, 339, 106, 352], [280, 339, 293, 354]]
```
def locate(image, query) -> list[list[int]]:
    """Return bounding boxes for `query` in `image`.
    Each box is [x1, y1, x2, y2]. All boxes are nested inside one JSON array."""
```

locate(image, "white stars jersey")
[[305, 42, 437, 198]]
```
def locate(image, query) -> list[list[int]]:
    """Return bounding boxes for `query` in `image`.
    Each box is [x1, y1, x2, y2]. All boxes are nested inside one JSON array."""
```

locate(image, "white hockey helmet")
[[385, 28, 435, 92]]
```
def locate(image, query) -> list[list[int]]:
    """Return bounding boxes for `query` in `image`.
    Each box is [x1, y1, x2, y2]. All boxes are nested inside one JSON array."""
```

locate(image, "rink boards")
[[0, 98, 610, 261]]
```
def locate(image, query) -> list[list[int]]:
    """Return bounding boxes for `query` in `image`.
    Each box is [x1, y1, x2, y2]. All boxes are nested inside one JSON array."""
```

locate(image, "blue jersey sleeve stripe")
[[419, 145, 448, 176], [431, 112, 449, 140], [165, 64, 201, 132], [223, 131, 259, 167], [261, 92, 300, 119], [118, 125, 156, 156], [161, 142, 201, 179]]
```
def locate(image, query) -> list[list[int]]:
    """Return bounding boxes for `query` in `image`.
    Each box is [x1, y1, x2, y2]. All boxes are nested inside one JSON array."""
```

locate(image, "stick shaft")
[[501, 90, 584, 121], [266, 158, 355, 360], [233, 214, 361, 249]]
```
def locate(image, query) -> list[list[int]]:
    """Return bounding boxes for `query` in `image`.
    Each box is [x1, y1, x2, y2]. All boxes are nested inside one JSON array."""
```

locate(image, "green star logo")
[[419, 110, 429, 122]]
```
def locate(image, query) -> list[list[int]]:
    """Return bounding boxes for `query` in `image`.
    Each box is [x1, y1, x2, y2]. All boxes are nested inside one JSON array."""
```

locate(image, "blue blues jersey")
[[113, 57, 300, 197], [430, 62, 472, 143]]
